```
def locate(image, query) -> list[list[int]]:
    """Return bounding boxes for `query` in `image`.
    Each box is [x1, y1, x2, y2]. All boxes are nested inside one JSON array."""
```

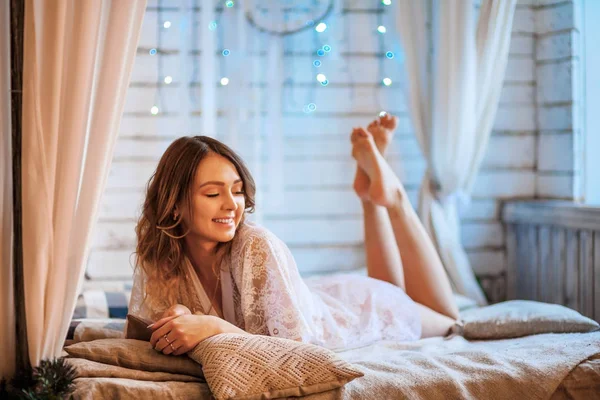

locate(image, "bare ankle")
[[386, 188, 412, 215]]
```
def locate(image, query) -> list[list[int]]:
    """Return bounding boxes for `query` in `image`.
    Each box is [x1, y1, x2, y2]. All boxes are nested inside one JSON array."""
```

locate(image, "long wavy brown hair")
[[135, 136, 256, 313]]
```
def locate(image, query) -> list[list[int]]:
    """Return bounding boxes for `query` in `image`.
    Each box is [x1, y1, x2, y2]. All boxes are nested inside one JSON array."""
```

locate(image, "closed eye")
[[206, 190, 244, 198]]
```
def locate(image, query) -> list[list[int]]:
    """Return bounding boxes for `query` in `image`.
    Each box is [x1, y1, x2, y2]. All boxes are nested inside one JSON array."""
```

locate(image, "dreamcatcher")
[[244, 0, 334, 36], [239, 0, 336, 214]]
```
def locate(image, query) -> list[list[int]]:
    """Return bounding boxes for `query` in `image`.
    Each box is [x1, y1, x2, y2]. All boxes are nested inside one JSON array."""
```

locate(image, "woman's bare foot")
[[351, 127, 406, 207], [352, 114, 398, 200], [352, 133, 372, 201], [368, 113, 397, 157]]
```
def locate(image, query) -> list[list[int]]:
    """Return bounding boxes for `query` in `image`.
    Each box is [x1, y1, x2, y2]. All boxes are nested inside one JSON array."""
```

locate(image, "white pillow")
[[457, 300, 599, 340]]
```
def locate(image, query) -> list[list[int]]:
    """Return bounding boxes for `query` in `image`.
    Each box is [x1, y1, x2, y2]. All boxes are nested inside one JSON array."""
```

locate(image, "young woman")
[[129, 115, 459, 356]]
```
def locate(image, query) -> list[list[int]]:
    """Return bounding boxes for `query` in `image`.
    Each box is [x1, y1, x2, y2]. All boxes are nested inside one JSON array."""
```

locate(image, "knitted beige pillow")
[[189, 333, 364, 400]]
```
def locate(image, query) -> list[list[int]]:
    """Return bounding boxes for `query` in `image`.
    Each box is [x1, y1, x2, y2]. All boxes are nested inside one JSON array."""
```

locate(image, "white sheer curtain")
[[0, 0, 16, 379], [21, 0, 146, 364], [396, 0, 516, 305]]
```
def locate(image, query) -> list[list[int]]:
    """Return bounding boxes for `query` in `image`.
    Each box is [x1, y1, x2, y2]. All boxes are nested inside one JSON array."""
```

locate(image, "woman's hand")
[[149, 314, 220, 356], [161, 304, 192, 319]]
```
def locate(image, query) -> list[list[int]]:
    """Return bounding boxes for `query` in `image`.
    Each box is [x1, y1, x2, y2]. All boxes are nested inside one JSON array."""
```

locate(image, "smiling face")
[[178, 153, 246, 247]]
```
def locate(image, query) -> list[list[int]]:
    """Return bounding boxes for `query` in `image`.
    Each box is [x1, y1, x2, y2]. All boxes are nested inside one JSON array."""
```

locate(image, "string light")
[[152, 5, 163, 116], [303, 103, 317, 113], [315, 22, 327, 33], [147, 1, 396, 117]]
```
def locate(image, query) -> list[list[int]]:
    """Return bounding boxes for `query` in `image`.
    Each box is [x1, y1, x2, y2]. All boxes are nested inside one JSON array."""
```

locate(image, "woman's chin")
[[216, 230, 236, 242]]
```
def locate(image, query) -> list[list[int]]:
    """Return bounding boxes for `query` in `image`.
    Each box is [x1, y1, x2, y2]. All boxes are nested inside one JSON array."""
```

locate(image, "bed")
[[64, 317, 600, 400]]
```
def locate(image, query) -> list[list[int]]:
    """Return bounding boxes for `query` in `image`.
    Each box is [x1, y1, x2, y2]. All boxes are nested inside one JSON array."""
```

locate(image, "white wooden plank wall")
[[534, 0, 582, 199], [86, 0, 566, 305]]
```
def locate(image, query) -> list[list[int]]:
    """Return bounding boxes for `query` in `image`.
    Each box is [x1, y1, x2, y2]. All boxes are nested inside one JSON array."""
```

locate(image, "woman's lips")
[[213, 218, 234, 226]]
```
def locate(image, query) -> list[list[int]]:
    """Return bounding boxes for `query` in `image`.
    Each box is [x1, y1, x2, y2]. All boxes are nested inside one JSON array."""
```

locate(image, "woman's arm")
[[210, 315, 249, 335], [163, 305, 247, 335], [150, 313, 250, 356], [163, 304, 192, 318]]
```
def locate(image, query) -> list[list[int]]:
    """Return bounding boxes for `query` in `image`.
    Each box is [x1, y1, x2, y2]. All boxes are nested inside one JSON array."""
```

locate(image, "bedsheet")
[[69, 331, 600, 400]]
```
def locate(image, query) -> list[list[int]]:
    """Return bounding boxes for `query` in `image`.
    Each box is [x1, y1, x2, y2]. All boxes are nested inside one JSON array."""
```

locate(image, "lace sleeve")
[[238, 231, 317, 343], [127, 266, 164, 323]]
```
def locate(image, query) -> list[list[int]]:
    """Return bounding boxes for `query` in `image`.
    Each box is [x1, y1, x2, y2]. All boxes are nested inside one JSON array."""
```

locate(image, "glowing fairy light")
[[151, 106, 159, 115], [303, 103, 317, 113], [316, 74, 327, 83], [382, 0, 392, 5], [220, 77, 230, 86], [382, 78, 392, 86], [164, 76, 173, 84], [163, 21, 172, 29], [377, 25, 386, 34], [315, 22, 327, 32]]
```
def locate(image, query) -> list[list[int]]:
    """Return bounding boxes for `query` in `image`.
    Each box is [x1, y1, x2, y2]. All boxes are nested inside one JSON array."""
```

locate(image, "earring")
[[173, 213, 179, 221]]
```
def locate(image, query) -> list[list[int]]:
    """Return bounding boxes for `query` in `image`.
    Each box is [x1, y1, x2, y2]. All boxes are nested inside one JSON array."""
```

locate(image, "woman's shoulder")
[[229, 221, 284, 269], [236, 221, 280, 245]]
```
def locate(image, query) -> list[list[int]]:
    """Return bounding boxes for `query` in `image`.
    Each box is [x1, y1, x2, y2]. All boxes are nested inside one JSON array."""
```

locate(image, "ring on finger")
[[163, 334, 171, 344]]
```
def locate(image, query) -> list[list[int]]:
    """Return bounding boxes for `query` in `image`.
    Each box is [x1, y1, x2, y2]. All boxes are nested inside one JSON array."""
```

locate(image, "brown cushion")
[[64, 338, 204, 378], [459, 300, 600, 340], [125, 314, 153, 341], [189, 333, 364, 400]]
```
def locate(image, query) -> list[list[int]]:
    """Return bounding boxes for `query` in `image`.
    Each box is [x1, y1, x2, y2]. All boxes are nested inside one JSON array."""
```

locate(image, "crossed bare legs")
[[351, 115, 459, 338]]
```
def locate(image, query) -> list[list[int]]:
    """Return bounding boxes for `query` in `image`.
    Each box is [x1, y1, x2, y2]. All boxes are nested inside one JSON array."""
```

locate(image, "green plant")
[[1, 358, 77, 400]]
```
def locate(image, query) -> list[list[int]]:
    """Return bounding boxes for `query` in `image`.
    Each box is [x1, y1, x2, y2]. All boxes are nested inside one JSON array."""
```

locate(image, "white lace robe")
[[129, 222, 421, 350]]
